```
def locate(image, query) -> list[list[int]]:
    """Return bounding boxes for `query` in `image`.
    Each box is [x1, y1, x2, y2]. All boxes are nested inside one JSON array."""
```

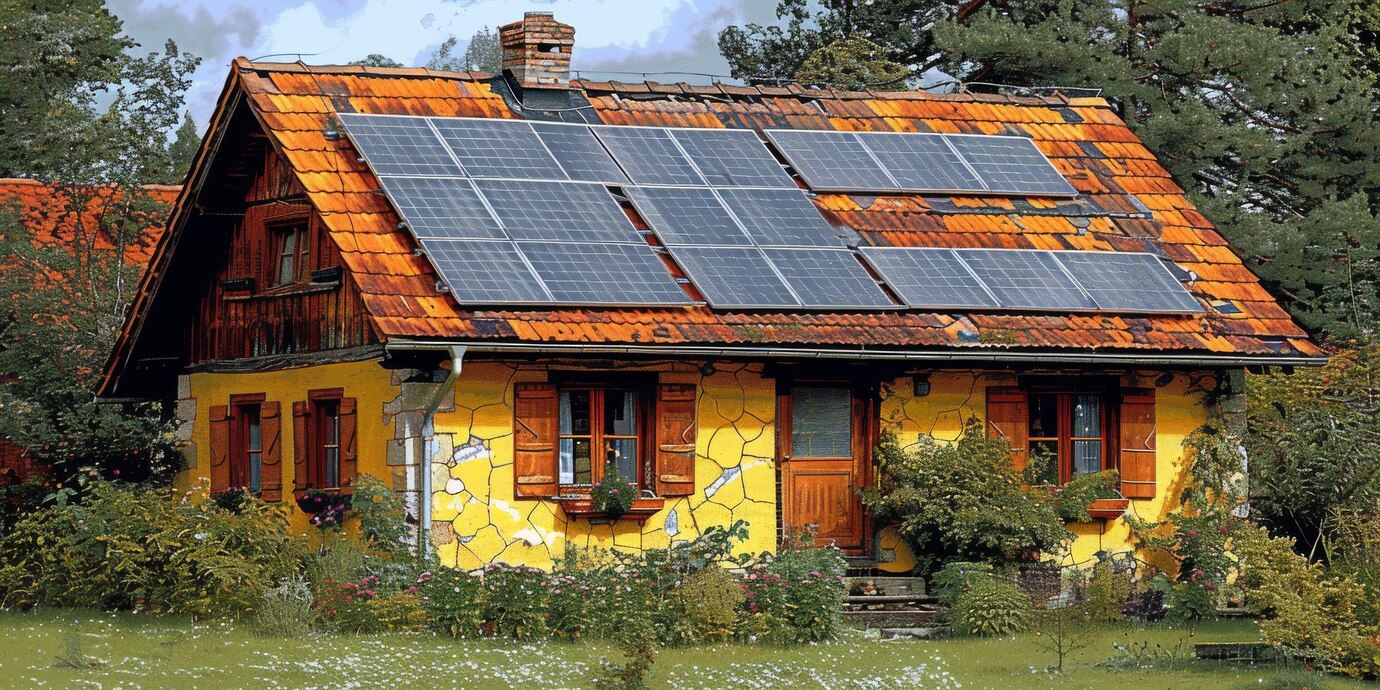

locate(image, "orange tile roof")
[[0, 179, 175, 265], [113, 59, 1321, 377]]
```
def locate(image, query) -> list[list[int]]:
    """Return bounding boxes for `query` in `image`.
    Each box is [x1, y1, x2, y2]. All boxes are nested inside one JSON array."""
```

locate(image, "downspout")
[[416, 345, 466, 558]]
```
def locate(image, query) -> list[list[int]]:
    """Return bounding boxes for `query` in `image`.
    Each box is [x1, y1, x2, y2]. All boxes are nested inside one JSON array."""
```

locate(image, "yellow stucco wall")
[[428, 361, 778, 571], [182, 360, 397, 536]]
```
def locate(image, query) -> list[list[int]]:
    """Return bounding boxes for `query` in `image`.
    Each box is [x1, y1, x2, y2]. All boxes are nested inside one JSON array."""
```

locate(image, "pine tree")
[[348, 54, 404, 68], [427, 27, 501, 74], [160, 113, 200, 185]]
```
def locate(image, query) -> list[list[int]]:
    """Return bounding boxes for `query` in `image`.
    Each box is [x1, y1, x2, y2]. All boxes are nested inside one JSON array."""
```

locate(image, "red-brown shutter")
[[985, 387, 1029, 470], [1119, 388, 1157, 499], [260, 402, 283, 501], [208, 405, 231, 491], [339, 397, 358, 485], [293, 401, 310, 490], [513, 383, 559, 498], [655, 383, 698, 496]]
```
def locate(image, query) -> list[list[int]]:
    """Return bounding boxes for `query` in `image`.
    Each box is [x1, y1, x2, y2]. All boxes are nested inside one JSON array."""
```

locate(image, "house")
[[99, 13, 1320, 573], [0, 178, 175, 481]]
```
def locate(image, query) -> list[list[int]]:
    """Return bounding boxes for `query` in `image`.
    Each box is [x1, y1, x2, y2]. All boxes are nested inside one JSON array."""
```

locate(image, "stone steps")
[[845, 608, 942, 629], [846, 594, 940, 606]]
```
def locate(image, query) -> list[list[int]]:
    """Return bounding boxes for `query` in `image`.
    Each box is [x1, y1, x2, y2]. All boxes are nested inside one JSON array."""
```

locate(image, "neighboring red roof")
[[109, 59, 1320, 385], [0, 178, 176, 265]]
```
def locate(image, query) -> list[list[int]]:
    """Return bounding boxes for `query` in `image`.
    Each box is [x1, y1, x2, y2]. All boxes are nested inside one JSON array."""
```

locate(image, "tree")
[[427, 27, 502, 73], [159, 113, 200, 185], [349, 54, 404, 68], [718, 0, 966, 85], [796, 37, 911, 90], [1031, 602, 1096, 673]]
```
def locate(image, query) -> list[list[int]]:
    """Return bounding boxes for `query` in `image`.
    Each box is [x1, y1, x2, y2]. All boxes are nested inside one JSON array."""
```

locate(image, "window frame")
[[553, 380, 652, 493], [229, 393, 266, 493], [1023, 389, 1112, 486], [306, 388, 344, 490], [269, 218, 310, 288]]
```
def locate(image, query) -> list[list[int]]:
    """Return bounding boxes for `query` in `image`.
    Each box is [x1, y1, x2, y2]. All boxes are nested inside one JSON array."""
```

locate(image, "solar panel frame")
[[430, 118, 565, 180], [376, 176, 506, 241], [666, 246, 802, 309], [337, 113, 465, 177], [473, 179, 645, 244], [762, 130, 899, 192], [944, 134, 1079, 197], [422, 239, 555, 305], [623, 186, 754, 247], [1052, 251, 1203, 313], [591, 125, 706, 186], [717, 187, 856, 248], [530, 121, 630, 184], [516, 241, 693, 306], [667, 128, 796, 188], [858, 247, 1000, 309], [957, 249, 1097, 311], [859, 132, 986, 194], [761, 247, 898, 309]]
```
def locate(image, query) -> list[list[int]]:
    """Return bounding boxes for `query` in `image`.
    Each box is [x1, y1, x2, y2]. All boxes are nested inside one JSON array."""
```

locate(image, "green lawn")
[[0, 609, 1366, 689]]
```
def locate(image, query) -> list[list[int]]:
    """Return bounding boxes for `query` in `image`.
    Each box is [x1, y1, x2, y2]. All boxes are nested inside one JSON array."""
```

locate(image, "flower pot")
[[559, 497, 665, 524], [294, 489, 351, 515], [1085, 498, 1130, 521]]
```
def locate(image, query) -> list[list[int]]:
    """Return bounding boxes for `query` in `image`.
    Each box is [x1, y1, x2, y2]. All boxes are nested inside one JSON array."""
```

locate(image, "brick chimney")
[[499, 12, 574, 88]]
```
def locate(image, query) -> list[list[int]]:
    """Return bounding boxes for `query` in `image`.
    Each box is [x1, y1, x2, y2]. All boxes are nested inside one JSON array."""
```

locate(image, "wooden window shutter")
[[513, 383, 558, 498], [985, 387, 1029, 470], [208, 405, 231, 491], [655, 383, 697, 496], [340, 397, 358, 484], [260, 402, 283, 501], [1118, 388, 1157, 499], [293, 401, 310, 490]]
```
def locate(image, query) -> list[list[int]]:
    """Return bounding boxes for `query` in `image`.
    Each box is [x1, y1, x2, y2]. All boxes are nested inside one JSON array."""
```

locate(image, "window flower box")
[[558, 497, 664, 524], [293, 487, 351, 515], [1084, 498, 1130, 521]]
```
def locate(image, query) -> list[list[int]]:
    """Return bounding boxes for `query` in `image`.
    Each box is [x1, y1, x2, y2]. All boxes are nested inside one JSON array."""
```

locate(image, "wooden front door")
[[779, 383, 868, 553]]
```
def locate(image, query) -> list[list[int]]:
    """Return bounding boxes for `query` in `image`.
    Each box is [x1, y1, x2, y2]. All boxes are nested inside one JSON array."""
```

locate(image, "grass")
[[0, 609, 1363, 689]]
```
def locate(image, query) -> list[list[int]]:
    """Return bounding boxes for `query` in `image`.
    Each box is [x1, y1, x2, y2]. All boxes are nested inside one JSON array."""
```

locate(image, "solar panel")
[[762, 130, 897, 192], [423, 239, 552, 304], [1053, 252, 1202, 313], [530, 122, 629, 184], [592, 126, 704, 186], [959, 249, 1095, 310], [623, 187, 752, 246], [718, 188, 855, 247], [667, 246, 800, 308], [762, 248, 895, 308], [431, 118, 562, 180], [861, 133, 984, 193], [944, 135, 1077, 196], [517, 241, 691, 305], [668, 128, 795, 188], [859, 248, 999, 309], [337, 113, 463, 177], [378, 177, 506, 240], [473, 180, 643, 244]]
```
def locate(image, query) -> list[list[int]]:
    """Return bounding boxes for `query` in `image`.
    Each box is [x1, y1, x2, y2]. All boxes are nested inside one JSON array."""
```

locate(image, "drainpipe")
[[416, 345, 466, 558]]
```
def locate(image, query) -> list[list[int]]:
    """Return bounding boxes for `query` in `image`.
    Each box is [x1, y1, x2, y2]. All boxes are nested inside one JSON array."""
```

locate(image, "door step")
[[846, 594, 940, 606], [845, 608, 941, 629]]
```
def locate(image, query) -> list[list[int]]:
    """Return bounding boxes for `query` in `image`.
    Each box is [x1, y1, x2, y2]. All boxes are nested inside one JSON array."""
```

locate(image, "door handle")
[[781, 454, 791, 463]]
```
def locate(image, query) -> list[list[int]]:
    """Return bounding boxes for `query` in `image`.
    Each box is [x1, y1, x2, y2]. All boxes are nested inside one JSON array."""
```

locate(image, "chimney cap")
[[525, 11, 554, 18]]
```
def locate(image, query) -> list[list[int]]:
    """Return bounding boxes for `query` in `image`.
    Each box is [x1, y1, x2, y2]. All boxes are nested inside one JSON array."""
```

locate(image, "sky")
[[105, 0, 784, 132]]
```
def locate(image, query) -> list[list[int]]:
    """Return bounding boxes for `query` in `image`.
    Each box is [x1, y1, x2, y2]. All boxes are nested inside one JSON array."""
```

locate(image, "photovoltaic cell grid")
[[668, 128, 795, 188], [623, 187, 752, 246], [762, 248, 895, 308], [666, 247, 800, 308], [530, 122, 628, 184], [591, 127, 705, 186], [858, 248, 998, 309], [431, 119, 561, 180], [376, 177, 505, 240], [863, 133, 983, 193], [517, 242, 691, 305], [944, 135, 1077, 197], [337, 113, 462, 177], [1053, 252, 1204, 312], [473, 179, 643, 244], [424, 240, 552, 304], [960, 249, 1096, 311], [717, 188, 856, 248], [762, 130, 898, 191]]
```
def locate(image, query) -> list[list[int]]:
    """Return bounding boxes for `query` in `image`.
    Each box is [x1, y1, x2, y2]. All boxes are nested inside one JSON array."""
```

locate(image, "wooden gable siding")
[[189, 143, 375, 363]]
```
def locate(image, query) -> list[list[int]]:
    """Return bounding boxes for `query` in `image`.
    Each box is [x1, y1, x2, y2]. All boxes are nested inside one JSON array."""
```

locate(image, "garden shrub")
[[1083, 561, 1132, 622], [860, 425, 1071, 573], [674, 567, 744, 642], [252, 575, 315, 638], [307, 537, 369, 592], [0, 480, 307, 617], [931, 561, 995, 605], [416, 567, 483, 638], [591, 623, 656, 690], [1054, 470, 1120, 523], [548, 549, 654, 640], [741, 536, 847, 643], [949, 574, 1033, 636], [363, 591, 428, 632], [480, 563, 548, 639], [314, 574, 383, 633], [350, 474, 410, 558]]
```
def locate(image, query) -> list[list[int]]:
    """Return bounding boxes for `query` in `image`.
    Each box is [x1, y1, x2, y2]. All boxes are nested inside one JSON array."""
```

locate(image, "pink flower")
[[344, 595, 353, 602]]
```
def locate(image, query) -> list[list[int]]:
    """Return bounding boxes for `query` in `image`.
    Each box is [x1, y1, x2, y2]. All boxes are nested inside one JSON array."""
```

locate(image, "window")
[[230, 394, 265, 493], [1026, 393, 1105, 485], [557, 388, 643, 487], [307, 390, 342, 489], [272, 221, 309, 286]]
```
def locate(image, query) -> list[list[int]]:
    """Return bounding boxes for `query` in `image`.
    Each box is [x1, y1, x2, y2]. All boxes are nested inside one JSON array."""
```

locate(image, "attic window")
[[272, 220, 310, 287]]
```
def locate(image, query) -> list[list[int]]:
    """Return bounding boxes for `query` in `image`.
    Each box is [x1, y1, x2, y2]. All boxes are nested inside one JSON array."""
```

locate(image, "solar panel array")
[[764, 129, 1077, 197], [860, 248, 1202, 313], [340, 113, 1199, 315]]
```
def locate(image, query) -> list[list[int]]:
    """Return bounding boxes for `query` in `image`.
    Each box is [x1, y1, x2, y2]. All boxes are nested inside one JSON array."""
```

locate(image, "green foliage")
[[307, 537, 368, 593], [416, 567, 484, 638], [860, 425, 1070, 573], [157, 112, 199, 185], [590, 473, 636, 517], [949, 574, 1033, 637], [314, 574, 426, 634], [0, 480, 308, 617], [1030, 602, 1096, 673], [1082, 561, 1132, 623], [796, 37, 910, 90], [674, 567, 744, 643], [480, 563, 548, 639], [252, 575, 315, 638], [428, 27, 502, 73], [591, 623, 656, 690], [1054, 471, 1120, 523], [0, 476, 46, 535], [1326, 510, 1380, 627], [930, 561, 994, 606], [739, 536, 848, 644], [547, 549, 654, 641], [350, 474, 410, 557], [348, 54, 404, 68]]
